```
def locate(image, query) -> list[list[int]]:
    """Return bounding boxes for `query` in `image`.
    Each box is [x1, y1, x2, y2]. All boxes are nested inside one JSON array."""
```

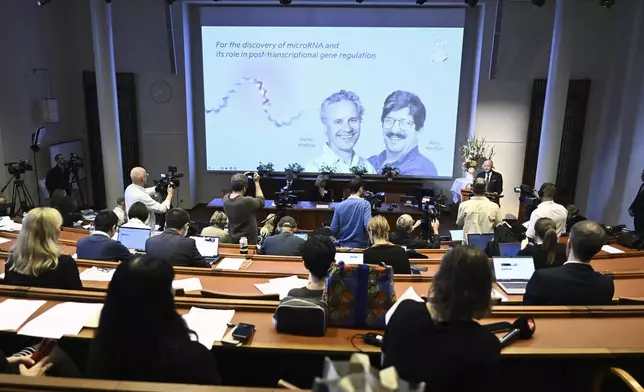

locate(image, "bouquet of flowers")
[[257, 162, 274, 176], [284, 163, 304, 175], [460, 138, 495, 175], [319, 164, 337, 176], [381, 165, 400, 181], [349, 165, 368, 176]]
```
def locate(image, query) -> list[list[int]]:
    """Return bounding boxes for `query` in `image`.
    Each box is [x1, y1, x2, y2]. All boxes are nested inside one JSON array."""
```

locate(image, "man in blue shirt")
[[368, 90, 437, 177], [77, 210, 132, 262], [330, 177, 371, 248]]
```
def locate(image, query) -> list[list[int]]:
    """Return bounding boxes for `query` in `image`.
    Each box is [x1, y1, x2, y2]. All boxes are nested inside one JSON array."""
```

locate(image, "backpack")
[[616, 231, 644, 250], [274, 297, 328, 337], [324, 262, 396, 329]]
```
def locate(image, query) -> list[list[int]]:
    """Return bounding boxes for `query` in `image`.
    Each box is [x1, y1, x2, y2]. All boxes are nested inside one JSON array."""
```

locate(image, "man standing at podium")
[[476, 159, 503, 195]]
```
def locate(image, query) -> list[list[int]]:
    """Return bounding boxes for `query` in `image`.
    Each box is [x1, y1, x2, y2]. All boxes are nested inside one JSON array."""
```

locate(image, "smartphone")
[[231, 323, 255, 342], [32, 339, 57, 364]]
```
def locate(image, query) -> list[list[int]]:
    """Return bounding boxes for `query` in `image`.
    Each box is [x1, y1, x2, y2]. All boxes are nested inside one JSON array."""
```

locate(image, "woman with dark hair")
[[518, 217, 567, 269], [382, 246, 500, 390], [86, 255, 221, 385]]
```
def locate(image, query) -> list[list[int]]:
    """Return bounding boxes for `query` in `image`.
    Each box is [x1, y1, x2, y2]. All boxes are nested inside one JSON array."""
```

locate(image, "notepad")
[[182, 307, 235, 348], [215, 257, 245, 271], [0, 299, 47, 331], [80, 267, 116, 282], [385, 286, 424, 324], [254, 275, 309, 299], [18, 302, 104, 339], [0, 238, 10, 245], [601, 245, 625, 254], [172, 278, 203, 292]]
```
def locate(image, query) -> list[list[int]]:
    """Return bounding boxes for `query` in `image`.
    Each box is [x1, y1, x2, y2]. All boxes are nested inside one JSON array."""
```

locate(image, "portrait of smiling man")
[[305, 90, 376, 174], [368, 90, 438, 177]]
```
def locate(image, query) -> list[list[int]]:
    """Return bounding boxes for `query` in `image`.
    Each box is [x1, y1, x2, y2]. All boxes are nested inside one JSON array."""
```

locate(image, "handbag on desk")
[[274, 297, 328, 337], [324, 262, 396, 329]]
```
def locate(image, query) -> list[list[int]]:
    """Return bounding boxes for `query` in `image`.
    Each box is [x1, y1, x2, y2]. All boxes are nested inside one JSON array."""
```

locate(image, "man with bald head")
[[389, 214, 441, 249], [475, 159, 503, 195], [124, 167, 174, 229]]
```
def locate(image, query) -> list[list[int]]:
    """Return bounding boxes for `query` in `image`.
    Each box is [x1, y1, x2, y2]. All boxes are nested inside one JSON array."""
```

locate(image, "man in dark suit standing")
[[77, 211, 132, 262], [523, 220, 614, 305], [145, 208, 210, 268], [475, 159, 503, 195], [629, 169, 644, 232], [45, 154, 70, 197], [259, 216, 306, 256]]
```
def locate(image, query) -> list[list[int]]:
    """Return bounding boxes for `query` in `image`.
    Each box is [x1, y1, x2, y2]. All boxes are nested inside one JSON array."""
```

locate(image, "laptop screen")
[[191, 236, 220, 258], [449, 230, 464, 242], [493, 257, 535, 281], [294, 233, 308, 240], [499, 242, 522, 257], [335, 252, 364, 265], [118, 227, 151, 251], [467, 233, 494, 251]]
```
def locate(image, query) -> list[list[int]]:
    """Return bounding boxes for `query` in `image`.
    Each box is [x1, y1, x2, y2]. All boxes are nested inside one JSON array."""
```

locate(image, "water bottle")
[[239, 236, 248, 254]]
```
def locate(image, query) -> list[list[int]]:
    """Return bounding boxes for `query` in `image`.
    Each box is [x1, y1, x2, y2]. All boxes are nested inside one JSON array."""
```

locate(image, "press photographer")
[[45, 154, 70, 196], [390, 213, 441, 249], [154, 166, 183, 197], [124, 166, 174, 229]]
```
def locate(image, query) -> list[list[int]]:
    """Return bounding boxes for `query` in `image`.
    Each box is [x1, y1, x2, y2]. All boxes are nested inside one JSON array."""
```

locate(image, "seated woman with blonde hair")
[[4, 207, 82, 290], [363, 216, 411, 274], [200, 211, 230, 242]]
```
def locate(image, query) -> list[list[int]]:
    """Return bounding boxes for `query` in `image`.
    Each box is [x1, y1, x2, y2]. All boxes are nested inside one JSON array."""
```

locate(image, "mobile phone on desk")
[[32, 339, 57, 364], [232, 323, 255, 343]]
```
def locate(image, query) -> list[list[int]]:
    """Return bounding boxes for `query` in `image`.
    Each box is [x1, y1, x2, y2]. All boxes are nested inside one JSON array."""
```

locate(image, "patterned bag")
[[323, 262, 396, 329]]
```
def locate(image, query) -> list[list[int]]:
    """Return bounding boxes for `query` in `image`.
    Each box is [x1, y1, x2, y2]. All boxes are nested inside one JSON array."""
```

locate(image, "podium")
[[460, 188, 502, 205]]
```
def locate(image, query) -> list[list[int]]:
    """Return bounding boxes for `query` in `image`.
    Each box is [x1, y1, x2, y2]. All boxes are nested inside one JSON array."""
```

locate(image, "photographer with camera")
[[223, 172, 265, 245], [390, 214, 441, 249], [45, 154, 70, 197], [124, 167, 174, 229]]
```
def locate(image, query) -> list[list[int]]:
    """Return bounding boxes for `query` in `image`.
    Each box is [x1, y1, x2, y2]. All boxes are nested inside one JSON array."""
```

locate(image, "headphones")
[[538, 182, 556, 199]]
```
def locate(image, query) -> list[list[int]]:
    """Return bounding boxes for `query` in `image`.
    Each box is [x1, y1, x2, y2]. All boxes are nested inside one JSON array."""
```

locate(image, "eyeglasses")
[[383, 117, 415, 131]]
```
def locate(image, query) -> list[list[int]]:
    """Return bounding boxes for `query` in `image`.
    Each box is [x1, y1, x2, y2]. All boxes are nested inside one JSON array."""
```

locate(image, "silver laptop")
[[117, 226, 152, 252], [335, 252, 364, 265], [493, 257, 536, 295], [450, 230, 464, 242]]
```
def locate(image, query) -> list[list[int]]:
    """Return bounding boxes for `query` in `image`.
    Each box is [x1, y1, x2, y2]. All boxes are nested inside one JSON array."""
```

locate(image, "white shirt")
[[305, 143, 376, 174], [563, 260, 586, 266], [124, 183, 171, 229], [525, 200, 568, 239], [112, 206, 127, 226], [456, 196, 502, 241], [121, 218, 150, 229]]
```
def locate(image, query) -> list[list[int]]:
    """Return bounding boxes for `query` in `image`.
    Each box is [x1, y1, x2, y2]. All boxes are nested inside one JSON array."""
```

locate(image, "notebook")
[[117, 227, 151, 252], [493, 257, 536, 295], [499, 242, 522, 257], [467, 233, 494, 251], [335, 252, 364, 265]]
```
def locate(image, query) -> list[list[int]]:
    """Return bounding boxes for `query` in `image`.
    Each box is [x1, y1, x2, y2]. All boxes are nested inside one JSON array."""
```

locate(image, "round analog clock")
[[150, 80, 173, 104]]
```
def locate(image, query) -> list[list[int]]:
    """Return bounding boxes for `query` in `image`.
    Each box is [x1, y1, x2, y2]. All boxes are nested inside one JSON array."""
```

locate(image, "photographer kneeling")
[[389, 214, 441, 249], [124, 167, 173, 229]]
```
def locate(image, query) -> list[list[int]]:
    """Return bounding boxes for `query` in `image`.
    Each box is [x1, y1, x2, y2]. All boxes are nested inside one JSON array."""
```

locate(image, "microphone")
[[499, 316, 536, 348]]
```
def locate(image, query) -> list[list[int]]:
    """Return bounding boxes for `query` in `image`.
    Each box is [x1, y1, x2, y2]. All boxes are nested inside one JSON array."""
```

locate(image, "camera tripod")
[[69, 168, 86, 208], [0, 175, 35, 216]]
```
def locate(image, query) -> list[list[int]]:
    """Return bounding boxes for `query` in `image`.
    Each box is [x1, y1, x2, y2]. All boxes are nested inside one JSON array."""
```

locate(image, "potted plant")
[[256, 162, 274, 177], [381, 165, 400, 181], [319, 164, 337, 178], [460, 138, 495, 185], [349, 165, 368, 176], [284, 163, 304, 178]]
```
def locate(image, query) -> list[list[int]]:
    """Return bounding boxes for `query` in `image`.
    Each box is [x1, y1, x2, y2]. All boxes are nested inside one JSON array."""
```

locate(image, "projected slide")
[[202, 26, 464, 177]]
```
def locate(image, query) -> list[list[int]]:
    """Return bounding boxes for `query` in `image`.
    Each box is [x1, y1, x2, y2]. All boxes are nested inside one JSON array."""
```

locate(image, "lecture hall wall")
[[0, 0, 641, 224]]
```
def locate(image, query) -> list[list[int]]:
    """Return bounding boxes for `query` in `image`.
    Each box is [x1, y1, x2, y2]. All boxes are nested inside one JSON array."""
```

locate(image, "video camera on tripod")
[[64, 153, 84, 171], [2, 159, 35, 216], [155, 166, 184, 196], [4, 159, 33, 178], [363, 190, 385, 215], [274, 190, 298, 208]]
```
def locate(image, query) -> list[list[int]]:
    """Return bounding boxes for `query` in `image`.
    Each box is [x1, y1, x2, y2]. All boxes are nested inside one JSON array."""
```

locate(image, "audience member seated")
[[113, 197, 127, 226], [259, 216, 306, 256], [364, 216, 411, 274], [86, 255, 221, 385], [523, 220, 614, 305], [566, 204, 587, 233], [517, 217, 566, 269], [312, 217, 337, 243], [389, 214, 440, 249], [456, 178, 502, 242], [77, 210, 132, 263], [288, 235, 336, 298], [525, 183, 567, 239], [0, 349, 52, 376], [49, 189, 83, 228], [259, 213, 277, 243], [121, 201, 150, 229], [382, 246, 500, 390], [145, 209, 209, 268], [330, 177, 371, 248], [200, 211, 230, 242], [4, 207, 82, 290], [223, 172, 265, 245], [310, 174, 332, 202]]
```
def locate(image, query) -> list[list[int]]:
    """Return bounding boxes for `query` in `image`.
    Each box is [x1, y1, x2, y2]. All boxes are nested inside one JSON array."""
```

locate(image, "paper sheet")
[[386, 286, 424, 324], [172, 278, 203, 292], [191, 236, 220, 258], [492, 288, 509, 302], [0, 299, 47, 331], [0, 238, 10, 245], [601, 245, 625, 254], [79, 267, 116, 282], [215, 257, 245, 271], [83, 304, 104, 328], [18, 302, 104, 339], [254, 275, 308, 299], [182, 307, 235, 348], [0, 217, 22, 232], [71, 253, 78, 259], [0, 273, 4, 279]]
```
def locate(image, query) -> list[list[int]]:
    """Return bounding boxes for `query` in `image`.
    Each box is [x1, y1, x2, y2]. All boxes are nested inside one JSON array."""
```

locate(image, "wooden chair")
[[594, 367, 644, 392]]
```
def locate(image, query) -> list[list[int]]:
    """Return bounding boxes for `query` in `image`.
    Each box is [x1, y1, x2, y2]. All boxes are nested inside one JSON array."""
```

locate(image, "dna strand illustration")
[[205, 77, 305, 127]]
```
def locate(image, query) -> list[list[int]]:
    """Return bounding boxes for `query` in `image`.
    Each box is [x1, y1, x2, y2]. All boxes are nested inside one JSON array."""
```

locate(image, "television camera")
[[64, 153, 84, 172], [1, 159, 35, 215], [274, 189, 299, 208], [4, 160, 33, 178], [419, 195, 446, 240], [514, 184, 540, 221], [155, 166, 184, 196], [363, 190, 385, 215]]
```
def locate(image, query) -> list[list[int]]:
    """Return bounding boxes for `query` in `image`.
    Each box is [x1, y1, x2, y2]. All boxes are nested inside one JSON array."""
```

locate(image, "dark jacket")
[[145, 229, 210, 268], [389, 230, 440, 249], [45, 165, 70, 196], [4, 255, 82, 290], [517, 243, 567, 270], [363, 244, 411, 274], [77, 233, 132, 263], [523, 262, 614, 305], [310, 186, 332, 203], [566, 214, 587, 233], [259, 232, 306, 256], [476, 170, 503, 194], [631, 183, 644, 231]]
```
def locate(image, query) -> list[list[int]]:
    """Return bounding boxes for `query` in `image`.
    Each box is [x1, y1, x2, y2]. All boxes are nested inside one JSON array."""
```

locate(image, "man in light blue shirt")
[[330, 177, 371, 248]]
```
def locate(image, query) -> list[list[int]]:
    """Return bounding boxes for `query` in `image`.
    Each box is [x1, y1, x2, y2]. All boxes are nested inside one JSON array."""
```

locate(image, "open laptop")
[[294, 232, 308, 241], [335, 252, 364, 265], [499, 242, 522, 257], [449, 230, 464, 242], [467, 233, 495, 251], [117, 226, 152, 252], [493, 257, 536, 294], [190, 236, 220, 265]]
